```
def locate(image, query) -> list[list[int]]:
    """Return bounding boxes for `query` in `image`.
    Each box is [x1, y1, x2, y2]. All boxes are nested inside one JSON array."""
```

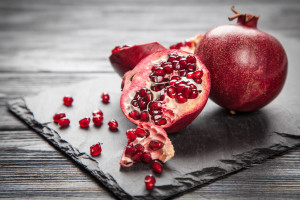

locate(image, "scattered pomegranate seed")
[[53, 113, 66, 123], [101, 92, 110, 103], [79, 117, 90, 128], [58, 117, 70, 127], [92, 109, 103, 117], [108, 119, 118, 130], [152, 160, 163, 174], [141, 152, 152, 163], [126, 129, 137, 142], [63, 96, 73, 106], [149, 140, 164, 151], [145, 174, 156, 190], [90, 143, 102, 156], [93, 115, 103, 126]]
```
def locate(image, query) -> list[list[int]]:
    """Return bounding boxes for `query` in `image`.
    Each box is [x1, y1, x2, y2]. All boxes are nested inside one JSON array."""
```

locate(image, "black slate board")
[[7, 73, 300, 200]]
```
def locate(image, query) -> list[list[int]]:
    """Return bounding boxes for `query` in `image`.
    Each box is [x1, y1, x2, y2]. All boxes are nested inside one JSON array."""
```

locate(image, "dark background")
[[1, 0, 300, 199]]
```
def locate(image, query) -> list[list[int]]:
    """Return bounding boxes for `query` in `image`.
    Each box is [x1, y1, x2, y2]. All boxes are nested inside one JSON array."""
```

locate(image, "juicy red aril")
[[90, 143, 102, 156], [154, 118, 167, 126], [152, 160, 163, 174], [188, 83, 197, 90], [145, 92, 153, 102], [162, 63, 173, 74], [92, 109, 103, 117], [53, 113, 66, 123], [129, 110, 140, 120], [63, 96, 73, 106], [153, 68, 166, 76], [79, 117, 90, 128], [149, 101, 162, 110], [145, 175, 156, 190], [126, 129, 136, 142], [138, 99, 147, 110], [166, 86, 176, 98], [179, 58, 187, 69], [187, 63, 196, 72], [179, 70, 187, 76], [131, 100, 138, 107], [149, 140, 164, 151], [172, 60, 180, 70], [135, 128, 150, 137], [186, 72, 194, 79], [194, 70, 203, 79], [189, 90, 199, 99], [194, 78, 202, 84], [58, 118, 70, 127], [140, 111, 149, 122], [135, 144, 145, 153], [176, 93, 188, 103], [112, 46, 121, 53], [108, 119, 118, 130], [132, 151, 143, 162], [125, 145, 137, 157], [151, 84, 161, 92], [150, 75, 164, 83], [93, 115, 103, 126], [139, 88, 147, 97], [182, 86, 191, 99], [167, 55, 177, 63], [101, 92, 110, 103], [186, 55, 196, 64], [149, 109, 162, 116], [171, 75, 181, 81], [141, 152, 152, 163]]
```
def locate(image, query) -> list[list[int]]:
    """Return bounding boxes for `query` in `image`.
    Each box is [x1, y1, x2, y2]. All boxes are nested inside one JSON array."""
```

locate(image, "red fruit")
[[195, 6, 288, 112], [90, 143, 102, 156], [63, 96, 73, 106], [58, 117, 70, 127], [170, 34, 203, 53], [120, 49, 210, 133], [92, 109, 103, 117], [152, 160, 163, 174], [101, 93, 110, 103], [144, 174, 156, 190], [53, 113, 66, 123], [126, 129, 137, 142], [109, 42, 166, 77], [120, 122, 174, 167], [108, 119, 118, 130], [79, 117, 90, 128], [92, 115, 103, 126]]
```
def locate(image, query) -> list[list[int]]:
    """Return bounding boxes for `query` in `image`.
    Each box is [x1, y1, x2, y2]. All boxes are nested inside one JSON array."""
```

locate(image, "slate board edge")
[[7, 98, 300, 200]]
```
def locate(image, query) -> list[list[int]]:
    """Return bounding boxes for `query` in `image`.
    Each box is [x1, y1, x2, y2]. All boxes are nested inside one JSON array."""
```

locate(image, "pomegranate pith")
[[120, 49, 210, 133]]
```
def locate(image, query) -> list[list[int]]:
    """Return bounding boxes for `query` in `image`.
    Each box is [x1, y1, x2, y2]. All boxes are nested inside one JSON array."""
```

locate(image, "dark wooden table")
[[1, 0, 300, 199]]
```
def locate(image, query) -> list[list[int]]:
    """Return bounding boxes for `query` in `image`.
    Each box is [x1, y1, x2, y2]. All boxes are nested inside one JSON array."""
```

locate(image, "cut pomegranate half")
[[170, 34, 203, 53], [109, 42, 166, 77], [120, 49, 210, 133], [120, 122, 175, 167]]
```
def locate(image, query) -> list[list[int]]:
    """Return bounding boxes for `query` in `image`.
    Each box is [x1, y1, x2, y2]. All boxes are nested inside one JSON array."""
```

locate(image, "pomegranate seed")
[[166, 86, 176, 98], [152, 160, 163, 174], [162, 63, 173, 74], [108, 119, 118, 130], [154, 118, 167, 126], [149, 140, 164, 151], [53, 113, 66, 123], [90, 143, 102, 156], [194, 78, 202, 84], [139, 88, 148, 97], [132, 151, 143, 162], [177, 84, 186, 94], [145, 91, 153, 102], [185, 41, 193, 47], [179, 70, 187, 76], [79, 117, 90, 128], [189, 89, 199, 99], [93, 115, 103, 126], [172, 60, 180, 70], [135, 128, 150, 137], [131, 99, 139, 107], [194, 70, 203, 79], [176, 93, 188, 103], [169, 80, 177, 86], [145, 175, 156, 190], [179, 58, 187, 69], [175, 80, 187, 87], [149, 109, 162, 116], [126, 129, 136, 142], [151, 64, 160, 72], [125, 145, 137, 157], [101, 92, 110, 103], [111, 46, 121, 54], [138, 98, 147, 110], [167, 55, 177, 63], [149, 101, 162, 110], [63, 96, 73, 106], [182, 86, 191, 99], [135, 144, 145, 153], [140, 111, 149, 122], [153, 68, 166, 76], [157, 92, 165, 101], [141, 152, 152, 163], [58, 117, 70, 127], [186, 72, 194, 79], [152, 114, 162, 121], [150, 75, 164, 83], [186, 55, 196, 64], [171, 75, 181, 81], [151, 84, 161, 92], [129, 110, 140, 120], [188, 83, 197, 90], [92, 109, 103, 117], [187, 63, 196, 72]]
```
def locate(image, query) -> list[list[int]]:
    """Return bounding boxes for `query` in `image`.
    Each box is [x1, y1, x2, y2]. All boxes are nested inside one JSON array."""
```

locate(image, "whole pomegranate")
[[109, 42, 166, 77], [195, 6, 288, 112], [120, 49, 210, 133]]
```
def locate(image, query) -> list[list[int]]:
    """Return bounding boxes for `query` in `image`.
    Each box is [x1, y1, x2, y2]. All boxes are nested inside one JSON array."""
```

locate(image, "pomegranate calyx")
[[228, 6, 259, 28]]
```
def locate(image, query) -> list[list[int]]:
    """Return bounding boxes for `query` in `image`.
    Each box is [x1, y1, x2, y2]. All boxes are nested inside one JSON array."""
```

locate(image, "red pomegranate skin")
[[195, 14, 288, 112], [109, 42, 166, 77]]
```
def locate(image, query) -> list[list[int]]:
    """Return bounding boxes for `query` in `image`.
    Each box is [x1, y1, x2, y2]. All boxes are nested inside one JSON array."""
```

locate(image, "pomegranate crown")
[[228, 6, 259, 28]]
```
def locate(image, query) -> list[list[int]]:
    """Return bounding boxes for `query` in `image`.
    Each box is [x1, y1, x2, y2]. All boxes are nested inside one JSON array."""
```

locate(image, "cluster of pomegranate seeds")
[[108, 119, 118, 130], [111, 45, 130, 54], [90, 143, 102, 156], [128, 53, 203, 126], [152, 160, 163, 174], [144, 174, 156, 190], [101, 92, 110, 103], [63, 96, 73, 106], [169, 41, 194, 50], [79, 117, 90, 128]]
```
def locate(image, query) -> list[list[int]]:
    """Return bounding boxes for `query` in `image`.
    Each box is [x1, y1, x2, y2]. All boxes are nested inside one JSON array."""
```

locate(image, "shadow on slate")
[[7, 76, 300, 200]]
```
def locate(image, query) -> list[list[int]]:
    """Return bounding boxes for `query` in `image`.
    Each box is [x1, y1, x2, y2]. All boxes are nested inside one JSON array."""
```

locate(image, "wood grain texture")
[[1, 0, 300, 199]]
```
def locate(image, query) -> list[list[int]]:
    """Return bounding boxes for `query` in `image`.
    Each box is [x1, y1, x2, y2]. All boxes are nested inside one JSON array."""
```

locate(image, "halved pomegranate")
[[170, 34, 203, 53], [120, 122, 175, 167], [120, 49, 210, 133], [109, 42, 166, 77]]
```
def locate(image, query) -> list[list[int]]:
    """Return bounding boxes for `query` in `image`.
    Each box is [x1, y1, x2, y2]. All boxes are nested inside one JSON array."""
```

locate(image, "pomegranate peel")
[[109, 42, 166, 77], [120, 49, 210, 133], [120, 122, 175, 167]]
